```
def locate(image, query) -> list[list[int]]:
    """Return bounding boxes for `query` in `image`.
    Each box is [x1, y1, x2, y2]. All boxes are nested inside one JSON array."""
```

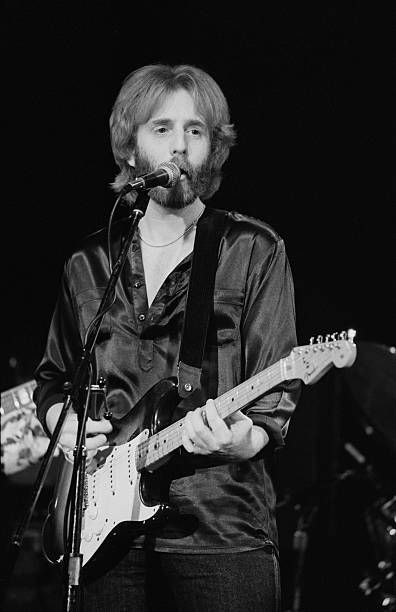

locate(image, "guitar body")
[[43, 377, 181, 580]]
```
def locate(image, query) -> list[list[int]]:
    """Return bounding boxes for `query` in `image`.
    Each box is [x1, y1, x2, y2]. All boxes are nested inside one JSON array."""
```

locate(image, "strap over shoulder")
[[178, 208, 228, 398]]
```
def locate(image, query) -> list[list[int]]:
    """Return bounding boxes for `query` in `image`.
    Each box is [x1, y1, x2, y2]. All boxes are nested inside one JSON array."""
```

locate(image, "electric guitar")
[[43, 330, 357, 579]]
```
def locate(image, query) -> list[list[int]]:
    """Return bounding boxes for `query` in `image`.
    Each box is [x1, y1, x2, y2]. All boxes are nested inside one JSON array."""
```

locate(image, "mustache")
[[170, 157, 195, 179], [170, 155, 212, 182], [134, 154, 197, 181]]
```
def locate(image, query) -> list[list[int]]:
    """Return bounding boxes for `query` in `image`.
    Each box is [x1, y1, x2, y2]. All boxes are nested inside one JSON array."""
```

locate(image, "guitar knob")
[[347, 328, 357, 342], [87, 505, 98, 520], [83, 531, 93, 542]]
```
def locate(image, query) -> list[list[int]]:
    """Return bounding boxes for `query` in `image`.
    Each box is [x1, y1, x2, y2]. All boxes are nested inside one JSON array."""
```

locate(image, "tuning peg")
[[325, 334, 331, 343], [316, 335, 323, 343], [309, 337, 315, 345], [331, 333, 338, 341], [347, 328, 357, 342]]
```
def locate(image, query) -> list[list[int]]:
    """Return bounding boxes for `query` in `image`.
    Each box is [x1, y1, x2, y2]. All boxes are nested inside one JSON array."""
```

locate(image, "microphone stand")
[[290, 504, 318, 612], [3, 191, 149, 612]]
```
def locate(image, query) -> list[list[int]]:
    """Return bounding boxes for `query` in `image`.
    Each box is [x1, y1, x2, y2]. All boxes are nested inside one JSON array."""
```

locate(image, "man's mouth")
[[171, 160, 191, 182], [178, 167, 191, 181]]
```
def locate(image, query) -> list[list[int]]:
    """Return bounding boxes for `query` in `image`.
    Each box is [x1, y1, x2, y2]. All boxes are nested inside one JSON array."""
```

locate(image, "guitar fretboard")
[[135, 359, 286, 471]]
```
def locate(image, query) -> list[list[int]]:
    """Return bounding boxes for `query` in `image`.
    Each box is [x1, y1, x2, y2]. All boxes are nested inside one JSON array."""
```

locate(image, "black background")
[[2, 3, 395, 611]]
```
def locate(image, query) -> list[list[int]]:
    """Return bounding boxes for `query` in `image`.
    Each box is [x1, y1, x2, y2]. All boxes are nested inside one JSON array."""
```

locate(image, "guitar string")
[[98, 358, 296, 474], [83, 352, 300, 544], [126, 347, 333, 470], [82, 343, 352, 520], [98, 362, 285, 473], [89, 366, 282, 476], [92, 351, 305, 473], [87, 346, 337, 474], [84, 362, 281, 475]]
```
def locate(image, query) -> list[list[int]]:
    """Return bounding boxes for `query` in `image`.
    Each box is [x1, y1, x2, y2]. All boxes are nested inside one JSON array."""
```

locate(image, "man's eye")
[[188, 128, 202, 136], [154, 127, 168, 134]]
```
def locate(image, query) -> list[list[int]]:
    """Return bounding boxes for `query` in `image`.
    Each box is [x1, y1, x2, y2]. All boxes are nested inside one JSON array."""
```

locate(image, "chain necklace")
[[137, 209, 205, 248]]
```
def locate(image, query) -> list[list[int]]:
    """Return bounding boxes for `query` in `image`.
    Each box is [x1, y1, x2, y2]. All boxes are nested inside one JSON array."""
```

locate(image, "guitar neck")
[[136, 359, 286, 470]]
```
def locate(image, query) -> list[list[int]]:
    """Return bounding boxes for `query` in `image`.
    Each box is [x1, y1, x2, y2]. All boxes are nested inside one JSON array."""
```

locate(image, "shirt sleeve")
[[33, 260, 83, 435], [241, 234, 301, 449]]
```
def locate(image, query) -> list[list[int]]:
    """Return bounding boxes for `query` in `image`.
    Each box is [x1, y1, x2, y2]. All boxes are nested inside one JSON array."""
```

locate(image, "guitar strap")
[[177, 207, 228, 398]]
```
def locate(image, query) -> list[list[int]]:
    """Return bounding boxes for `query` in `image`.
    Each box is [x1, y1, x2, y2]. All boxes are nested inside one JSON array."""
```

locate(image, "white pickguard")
[[80, 429, 160, 565]]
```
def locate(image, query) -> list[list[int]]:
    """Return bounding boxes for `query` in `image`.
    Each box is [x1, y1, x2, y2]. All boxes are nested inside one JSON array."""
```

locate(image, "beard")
[[133, 148, 213, 209]]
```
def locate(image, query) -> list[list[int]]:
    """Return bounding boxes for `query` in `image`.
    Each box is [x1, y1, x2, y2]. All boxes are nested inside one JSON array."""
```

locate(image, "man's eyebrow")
[[184, 119, 207, 129], [149, 118, 173, 126], [149, 118, 207, 129]]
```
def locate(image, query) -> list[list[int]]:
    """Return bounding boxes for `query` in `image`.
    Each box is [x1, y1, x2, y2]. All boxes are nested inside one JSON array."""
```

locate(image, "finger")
[[204, 400, 227, 430], [204, 401, 232, 445], [189, 409, 220, 450], [181, 431, 210, 455], [226, 410, 252, 424], [225, 412, 253, 435], [60, 416, 112, 438], [86, 417, 113, 435], [183, 411, 208, 445], [58, 431, 109, 452], [58, 431, 79, 450], [183, 411, 217, 452], [181, 429, 195, 454], [85, 433, 109, 450], [58, 413, 78, 434]]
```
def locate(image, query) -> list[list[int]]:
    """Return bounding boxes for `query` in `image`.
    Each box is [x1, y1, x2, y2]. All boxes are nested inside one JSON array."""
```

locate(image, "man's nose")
[[171, 130, 187, 155]]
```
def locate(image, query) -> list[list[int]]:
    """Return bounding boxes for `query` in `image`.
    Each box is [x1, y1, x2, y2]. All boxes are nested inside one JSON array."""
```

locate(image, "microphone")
[[122, 162, 180, 194]]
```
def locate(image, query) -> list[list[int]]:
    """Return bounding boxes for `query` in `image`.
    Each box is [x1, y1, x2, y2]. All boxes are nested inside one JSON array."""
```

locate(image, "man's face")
[[129, 89, 212, 208]]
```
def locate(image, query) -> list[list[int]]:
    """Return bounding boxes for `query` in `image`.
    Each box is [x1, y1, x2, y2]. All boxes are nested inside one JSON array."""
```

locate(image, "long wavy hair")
[[109, 64, 236, 201]]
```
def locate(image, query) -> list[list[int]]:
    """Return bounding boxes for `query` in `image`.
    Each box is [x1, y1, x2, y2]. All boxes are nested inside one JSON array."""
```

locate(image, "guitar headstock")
[[283, 329, 357, 385]]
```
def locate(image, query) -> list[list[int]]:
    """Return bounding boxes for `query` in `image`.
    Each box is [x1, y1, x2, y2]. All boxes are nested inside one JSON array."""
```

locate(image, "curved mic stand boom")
[[3, 191, 149, 612]]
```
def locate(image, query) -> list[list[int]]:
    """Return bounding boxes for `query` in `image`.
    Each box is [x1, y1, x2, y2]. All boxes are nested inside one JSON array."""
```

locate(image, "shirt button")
[[138, 313, 146, 321], [134, 280, 142, 288]]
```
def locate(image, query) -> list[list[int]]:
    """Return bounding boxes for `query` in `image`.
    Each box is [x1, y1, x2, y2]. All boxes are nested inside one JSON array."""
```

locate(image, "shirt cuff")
[[248, 413, 286, 450]]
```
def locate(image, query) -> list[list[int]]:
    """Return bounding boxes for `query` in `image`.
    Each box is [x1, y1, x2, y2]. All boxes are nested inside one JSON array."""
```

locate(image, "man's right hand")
[[46, 402, 113, 456]]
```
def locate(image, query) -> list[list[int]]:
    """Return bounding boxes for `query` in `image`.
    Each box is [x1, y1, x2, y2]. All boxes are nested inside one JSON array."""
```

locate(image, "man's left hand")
[[181, 399, 269, 461]]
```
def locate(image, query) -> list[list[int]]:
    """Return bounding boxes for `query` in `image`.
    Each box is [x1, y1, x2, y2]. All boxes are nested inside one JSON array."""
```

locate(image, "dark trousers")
[[83, 546, 280, 612]]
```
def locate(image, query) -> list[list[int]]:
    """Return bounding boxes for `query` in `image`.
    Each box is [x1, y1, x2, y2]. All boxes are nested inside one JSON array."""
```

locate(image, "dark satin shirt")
[[34, 205, 300, 553]]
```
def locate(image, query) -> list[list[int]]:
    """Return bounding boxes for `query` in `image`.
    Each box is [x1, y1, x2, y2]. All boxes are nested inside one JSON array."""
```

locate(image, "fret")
[[136, 360, 284, 470], [135, 332, 357, 470]]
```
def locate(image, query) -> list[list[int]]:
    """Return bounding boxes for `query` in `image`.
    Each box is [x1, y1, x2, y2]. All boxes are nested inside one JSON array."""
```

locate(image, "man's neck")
[[138, 198, 205, 243]]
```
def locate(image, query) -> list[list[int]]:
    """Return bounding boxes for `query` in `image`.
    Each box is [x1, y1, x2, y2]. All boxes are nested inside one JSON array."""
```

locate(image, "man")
[[34, 64, 300, 611]]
